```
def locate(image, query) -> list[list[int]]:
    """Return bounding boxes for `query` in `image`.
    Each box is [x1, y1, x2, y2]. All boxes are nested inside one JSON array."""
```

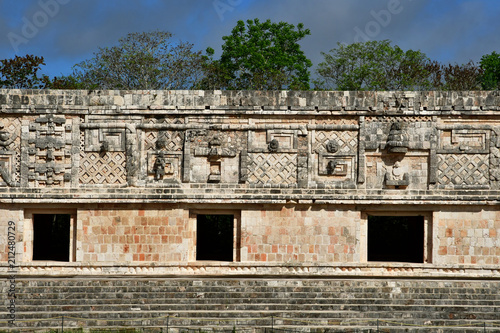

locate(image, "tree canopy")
[[0, 54, 47, 89], [426, 60, 483, 91], [200, 19, 312, 90], [1, 28, 499, 92], [480, 51, 500, 90], [72, 31, 204, 90], [315, 40, 432, 91]]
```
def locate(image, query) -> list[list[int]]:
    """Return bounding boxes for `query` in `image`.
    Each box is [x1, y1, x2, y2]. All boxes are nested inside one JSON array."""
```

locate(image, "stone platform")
[[1, 90, 500, 331], [1, 275, 500, 332]]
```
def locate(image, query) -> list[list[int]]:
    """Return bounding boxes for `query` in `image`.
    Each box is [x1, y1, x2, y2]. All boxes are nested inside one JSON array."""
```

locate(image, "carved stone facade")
[[0, 117, 20, 187], [1, 90, 500, 278]]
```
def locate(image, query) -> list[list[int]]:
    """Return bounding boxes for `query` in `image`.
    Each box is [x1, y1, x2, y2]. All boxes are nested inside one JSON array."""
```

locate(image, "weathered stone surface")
[[0, 90, 499, 277], [1, 276, 500, 332], [0, 90, 498, 197]]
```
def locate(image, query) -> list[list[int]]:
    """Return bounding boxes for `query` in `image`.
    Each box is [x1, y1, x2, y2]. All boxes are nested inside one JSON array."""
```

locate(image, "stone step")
[[10, 308, 500, 322], [12, 291, 500, 303], [6, 312, 499, 333], [9, 280, 500, 292], [10, 281, 498, 294], [14, 296, 500, 308], [11, 287, 499, 299], [10, 277, 498, 287], [2, 277, 500, 332], [11, 297, 500, 309], [9, 305, 498, 322], [49, 278, 497, 284], [5, 318, 499, 332]]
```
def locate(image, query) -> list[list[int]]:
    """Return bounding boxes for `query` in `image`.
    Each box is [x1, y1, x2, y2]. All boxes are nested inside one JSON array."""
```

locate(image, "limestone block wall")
[[77, 205, 191, 262], [0, 90, 499, 276], [434, 207, 500, 265], [0, 209, 23, 262], [241, 206, 361, 263], [6, 202, 500, 272], [72, 205, 362, 264]]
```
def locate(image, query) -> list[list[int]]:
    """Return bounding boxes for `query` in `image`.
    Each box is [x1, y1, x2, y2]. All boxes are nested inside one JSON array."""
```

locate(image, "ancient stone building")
[[1, 90, 500, 331]]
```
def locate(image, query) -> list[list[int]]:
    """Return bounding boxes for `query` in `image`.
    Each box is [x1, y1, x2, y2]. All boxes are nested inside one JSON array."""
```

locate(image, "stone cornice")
[[2, 262, 500, 279], [1, 90, 499, 113]]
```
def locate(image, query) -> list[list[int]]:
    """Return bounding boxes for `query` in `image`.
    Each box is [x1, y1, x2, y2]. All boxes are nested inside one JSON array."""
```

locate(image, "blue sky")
[[1, 0, 499, 79]]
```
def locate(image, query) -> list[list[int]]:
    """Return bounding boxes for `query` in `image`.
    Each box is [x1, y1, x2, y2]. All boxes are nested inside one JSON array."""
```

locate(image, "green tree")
[[427, 61, 483, 91], [316, 40, 432, 91], [480, 51, 500, 90], [0, 54, 47, 89], [72, 31, 204, 90], [202, 19, 312, 90], [43, 75, 85, 89], [194, 48, 232, 90]]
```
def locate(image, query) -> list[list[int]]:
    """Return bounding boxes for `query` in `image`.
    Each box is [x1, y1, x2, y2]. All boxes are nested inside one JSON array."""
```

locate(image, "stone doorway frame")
[[23, 209, 77, 263], [360, 210, 433, 264], [189, 209, 241, 262]]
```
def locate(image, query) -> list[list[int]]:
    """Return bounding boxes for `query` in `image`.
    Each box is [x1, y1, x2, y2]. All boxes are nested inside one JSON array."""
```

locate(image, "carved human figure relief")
[[153, 151, 167, 181], [385, 161, 409, 189]]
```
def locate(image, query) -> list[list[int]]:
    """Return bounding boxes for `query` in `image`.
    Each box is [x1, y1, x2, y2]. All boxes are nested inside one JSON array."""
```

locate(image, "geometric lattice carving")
[[0, 118, 20, 149], [144, 116, 184, 125], [437, 154, 489, 186], [144, 131, 158, 150], [314, 116, 358, 125], [144, 131, 184, 151], [79, 152, 127, 185], [365, 116, 433, 123], [248, 153, 297, 185], [314, 131, 358, 155], [490, 146, 500, 185]]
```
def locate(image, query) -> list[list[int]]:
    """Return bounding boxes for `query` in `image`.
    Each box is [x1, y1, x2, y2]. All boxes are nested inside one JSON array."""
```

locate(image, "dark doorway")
[[368, 215, 424, 263], [196, 214, 234, 261], [33, 214, 71, 261]]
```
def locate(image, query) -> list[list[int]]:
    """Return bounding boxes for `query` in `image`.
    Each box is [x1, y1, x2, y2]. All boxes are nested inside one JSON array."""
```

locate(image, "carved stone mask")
[[326, 140, 339, 153], [268, 139, 279, 152], [326, 160, 337, 175], [386, 122, 409, 153]]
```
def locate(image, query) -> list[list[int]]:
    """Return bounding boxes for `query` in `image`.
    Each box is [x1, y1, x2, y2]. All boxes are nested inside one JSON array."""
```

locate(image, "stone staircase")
[[2, 277, 500, 332]]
